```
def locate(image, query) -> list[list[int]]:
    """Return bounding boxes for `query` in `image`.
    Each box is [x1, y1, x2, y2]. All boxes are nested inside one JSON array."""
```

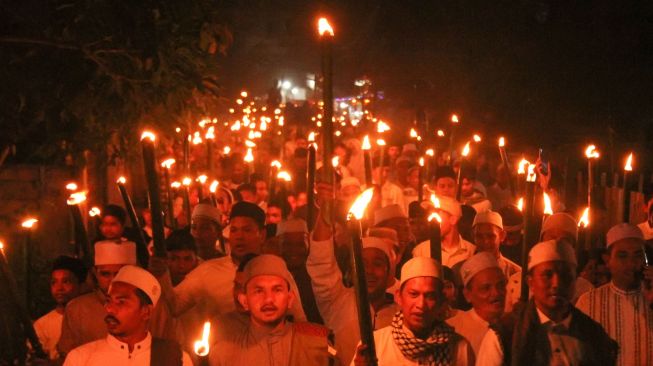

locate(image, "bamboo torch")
[[318, 17, 335, 225], [584, 145, 599, 251], [209, 180, 219, 208], [456, 142, 471, 201], [269, 160, 282, 198], [623, 153, 633, 223], [67, 191, 91, 266], [205, 126, 215, 176], [193, 321, 211, 366], [116, 176, 149, 266], [418, 157, 425, 202], [20, 218, 37, 309], [520, 164, 537, 302], [448, 114, 459, 165], [577, 207, 590, 258], [428, 195, 442, 263], [307, 137, 317, 231], [347, 188, 378, 366], [140, 131, 166, 258], [161, 158, 177, 229], [182, 177, 193, 226], [362, 135, 373, 186], [498, 137, 516, 197]]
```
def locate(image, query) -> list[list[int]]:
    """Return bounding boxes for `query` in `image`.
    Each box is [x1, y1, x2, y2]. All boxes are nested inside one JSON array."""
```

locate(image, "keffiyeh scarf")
[[391, 311, 458, 366]]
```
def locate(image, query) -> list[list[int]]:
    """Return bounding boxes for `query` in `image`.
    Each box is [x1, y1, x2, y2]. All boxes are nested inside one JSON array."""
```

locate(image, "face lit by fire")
[[238, 275, 294, 327]]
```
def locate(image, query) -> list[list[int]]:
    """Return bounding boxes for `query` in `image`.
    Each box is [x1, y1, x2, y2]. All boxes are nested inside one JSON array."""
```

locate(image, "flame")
[[419, 157, 425, 167], [245, 140, 256, 148], [430, 194, 441, 208], [347, 187, 375, 220], [362, 135, 371, 150], [585, 144, 599, 159], [175, 127, 181, 133], [517, 197, 524, 212], [473, 134, 482, 143], [223, 146, 231, 155], [171, 181, 181, 189], [196, 175, 208, 184], [240, 91, 248, 98], [160, 158, 176, 169], [182, 177, 192, 186], [318, 17, 334, 37], [526, 164, 537, 182], [277, 171, 292, 182], [193, 321, 211, 357], [332, 156, 340, 168], [231, 121, 241, 131], [451, 114, 459, 124], [192, 132, 203, 145], [140, 131, 156, 142], [116, 176, 127, 184], [198, 119, 208, 129], [543, 192, 553, 215], [205, 126, 215, 140], [67, 191, 87, 205], [21, 218, 38, 229], [461, 142, 471, 157], [89, 207, 101, 217], [377, 121, 390, 133], [428, 212, 442, 223], [437, 130, 445, 137], [0, 241, 4, 251], [498, 137, 505, 147], [65, 182, 78, 191], [624, 153, 633, 172], [270, 160, 282, 169], [308, 132, 316, 142], [377, 139, 386, 146], [578, 207, 590, 228], [244, 148, 254, 163], [425, 149, 435, 157], [517, 158, 530, 175], [209, 180, 219, 193], [410, 128, 418, 139]]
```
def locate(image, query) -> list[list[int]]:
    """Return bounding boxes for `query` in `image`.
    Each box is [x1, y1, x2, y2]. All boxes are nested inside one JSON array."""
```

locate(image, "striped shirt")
[[576, 282, 653, 366]]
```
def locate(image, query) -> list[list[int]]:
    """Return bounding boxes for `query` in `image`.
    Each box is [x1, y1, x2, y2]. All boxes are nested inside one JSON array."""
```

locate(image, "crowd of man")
[[13, 126, 653, 365]]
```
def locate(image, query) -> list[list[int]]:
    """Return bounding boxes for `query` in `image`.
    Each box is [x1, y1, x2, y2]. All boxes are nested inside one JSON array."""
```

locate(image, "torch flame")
[[205, 126, 215, 140], [182, 177, 192, 186], [21, 218, 38, 229], [517, 197, 524, 212], [192, 132, 203, 145], [578, 207, 590, 228], [171, 181, 181, 189], [410, 128, 418, 139], [65, 183, 78, 191], [451, 114, 459, 124], [193, 321, 211, 357], [277, 171, 292, 182], [67, 191, 88, 205], [317, 17, 334, 37], [209, 180, 219, 193], [543, 192, 553, 215], [196, 175, 208, 184], [473, 134, 482, 143], [347, 188, 375, 220], [498, 137, 505, 147], [160, 158, 176, 169], [419, 157, 425, 167], [245, 140, 256, 148], [308, 132, 316, 143], [428, 212, 442, 223], [526, 164, 537, 182], [461, 142, 471, 157], [624, 153, 633, 172], [377, 121, 390, 133], [0, 241, 4, 251], [517, 158, 530, 175], [223, 146, 231, 155], [244, 148, 254, 163], [116, 176, 127, 184], [377, 139, 386, 146], [585, 144, 599, 159], [437, 130, 445, 137], [140, 131, 156, 142], [430, 194, 441, 209], [332, 156, 340, 168], [426, 149, 434, 157], [270, 160, 282, 169], [362, 135, 371, 150], [89, 207, 101, 217]]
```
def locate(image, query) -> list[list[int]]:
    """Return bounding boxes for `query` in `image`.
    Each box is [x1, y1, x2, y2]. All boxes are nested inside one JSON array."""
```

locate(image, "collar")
[[248, 319, 292, 342], [468, 308, 490, 327], [442, 235, 475, 254], [536, 307, 572, 331], [106, 332, 151, 354], [609, 281, 642, 296]]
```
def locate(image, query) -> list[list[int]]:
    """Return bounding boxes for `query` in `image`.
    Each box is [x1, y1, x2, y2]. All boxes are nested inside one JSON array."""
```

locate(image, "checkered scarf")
[[391, 311, 458, 366]]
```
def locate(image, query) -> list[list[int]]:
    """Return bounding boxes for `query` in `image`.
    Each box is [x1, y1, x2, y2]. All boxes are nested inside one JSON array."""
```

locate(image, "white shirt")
[[412, 236, 476, 268], [63, 333, 193, 366], [307, 237, 397, 365], [381, 182, 406, 210], [446, 309, 490, 356], [34, 309, 63, 360], [349, 325, 474, 366]]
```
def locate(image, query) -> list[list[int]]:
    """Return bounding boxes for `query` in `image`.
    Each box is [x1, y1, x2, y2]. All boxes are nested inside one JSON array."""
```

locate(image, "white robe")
[[34, 309, 63, 360], [412, 236, 476, 268], [446, 309, 490, 356]]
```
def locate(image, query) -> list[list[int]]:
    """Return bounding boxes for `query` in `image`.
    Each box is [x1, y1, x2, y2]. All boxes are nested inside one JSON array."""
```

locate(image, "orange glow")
[[223, 146, 231, 155], [526, 164, 537, 182], [473, 134, 482, 143], [543, 192, 553, 215], [362, 135, 371, 150], [461, 142, 471, 157], [377, 121, 390, 133], [205, 126, 215, 140], [65, 183, 78, 191], [277, 171, 292, 182], [196, 175, 208, 184], [171, 181, 181, 189], [308, 132, 316, 143], [430, 194, 441, 209], [426, 149, 434, 157], [428, 212, 442, 223], [160, 158, 176, 169], [419, 157, 425, 167], [578, 207, 590, 228], [182, 177, 192, 186], [517, 198, 524, 212], [270, 160, 282, 169], [624, 153, 633, 172], [332, 156, 340, 168], [451, 114, 459, 124], [240, 91, 248, 98], [585, 144, 600, 159], [376, 138, 386, 146], [21, 218, 38, 229], [192, 132, 203, 145], [140, 131, 156, 142], [89, 207, 101, 217], [193, 321, 211, 357], [317, 17, 334, 37], [437, 130, 445, 137], [116, 176, 127, 184], [67, 191, 87, 205], [517, 158, 530, 175], [209, 180, 219, 193], [498, 137, 505, 147], [410, 128, 418, 139], [348, 188, 375, 220], [244, 148, 254, 163]]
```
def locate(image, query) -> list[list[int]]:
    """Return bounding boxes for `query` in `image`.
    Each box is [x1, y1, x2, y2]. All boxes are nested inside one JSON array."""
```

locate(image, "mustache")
[[104, 315, 120, 325], [261, 305, 278, 312]]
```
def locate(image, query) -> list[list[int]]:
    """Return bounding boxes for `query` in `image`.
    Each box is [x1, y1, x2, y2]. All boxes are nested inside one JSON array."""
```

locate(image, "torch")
[[193, 321, 211, 366], [346, 188, 378, 366], [456, 142, 471, 201], [196, 174, 207, 202], [428, 195, 442, 263], [377, 138, 387, 178], [425, 149, 435, 185], [277, 170, 292, 201], [542, 192, 553, 227], [269, 160, 282, 198], [205, 126, 215, 176], [362, 135, 373, 186], [67, 191, 91, 266], [418, 157, 425, 202], [88, 206, 102, 237], [209, 180, 219, 208], [140, 131, 166, 258], [623, 153, 633, 223], [584, 145, 599, 252], [20, 218, 38, 309], [448, 114, 459, 165], [318, 17, 336, 225], [183, 133, 191, 174], [182, 177, 193, 226], [307, 139, 317, 231], [517, 158, 530, 196], [498, 137, 516, 197], [161, 158, 177, 229], [116, 177, 149, 266], [577, 207, 590, 257], [244, 148, 254, 184], [520, 164, 537, 302]]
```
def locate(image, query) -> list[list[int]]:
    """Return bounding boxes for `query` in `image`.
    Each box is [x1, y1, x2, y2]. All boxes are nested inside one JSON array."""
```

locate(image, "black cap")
[[165, 228, 197, 252], [52, 255, 87, 284], [435, 166, 456, 180], [408, 201, 427, 219], [230, 201, 266, 228], [103, 204, 127, 225]]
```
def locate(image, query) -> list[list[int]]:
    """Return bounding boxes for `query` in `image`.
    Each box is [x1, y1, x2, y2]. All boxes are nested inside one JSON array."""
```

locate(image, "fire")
[[332, 156, 340, 168], [270, 160, 282, 169], [426, 149, 434, 157], [410, 128, 418, 139], [498, 137, 505, 147], [461, 142, 471, 157], [193, 321, 211, 357], [192, 132, 203, 145], [585, 144, 600, 159], [67, 191, 88, 205], [543, 192, 553, 215], [624, 153, 633, 172], [419, 157, 425, 167], [430, 194, 441, 208], [578, 207, 590, 228], [209, 180, 219, 193], [451, 114, 459, 124], [65, 182, 78, 191], [376, 138, 386, 146], [160, 158, 176, 169], [245, 140, 256, 148], [526, 164, 537, 182], [240, 91, 248, 98], [140, 131, 156, 142], [308, 132, 316, 143], [437, 130, 445, 137], [223, 146, 231, 155], [517, 197, 524, 212], [196, 175, 208, 184], [0, 241, 4, 251], [428, 212, 442, 223], [171, 181, 181, 189], [21, 218, 38, 229], [277, 171, 292, 182], [377, 121, 390, 133], [517, 158, 530, 175], [116, 176, 127, 184], [347, 188, 375, 220], [473, 134, 482, 143], [244, 148, 254, 163], [89, 207, 101, 217], [361, 135, 371, 150], [318, 17, 334, 37], [182, 177, 192, 186], [205, 126, 215, 140]]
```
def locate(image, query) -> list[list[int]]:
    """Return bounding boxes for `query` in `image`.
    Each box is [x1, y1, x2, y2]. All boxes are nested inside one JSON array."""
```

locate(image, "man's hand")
[[148, 256, 168, 278], [312, 182, 335, 241], [535, 156, 551, 192]]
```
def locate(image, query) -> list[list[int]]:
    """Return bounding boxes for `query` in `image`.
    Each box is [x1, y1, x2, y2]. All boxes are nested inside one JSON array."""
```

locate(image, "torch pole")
[[307, 144, 317, 231], [68, 204, 91, 267], [141, 137, 166, 258], [320, 27, 335, 225], [499, 145, 516, 198], [163, 169, 177, 229], [623, 172, 630, 223], [429, 219, 442, 263], [456, 158, 465, 201], [520, 179, 536, 302], [363, 150, 373, 187], [117, 181, 149, 267]]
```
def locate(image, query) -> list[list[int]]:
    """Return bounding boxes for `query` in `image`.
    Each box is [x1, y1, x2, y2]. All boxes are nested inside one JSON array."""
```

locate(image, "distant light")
[[281, 80, 292, 90]]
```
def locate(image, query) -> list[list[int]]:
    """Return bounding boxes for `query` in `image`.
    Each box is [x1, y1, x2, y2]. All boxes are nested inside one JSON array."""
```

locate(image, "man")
[[352, 257, 473, 365], [310, 190, 398, 365], [637, 193, 653, 240], [33, 256, 86, 360], [497, 204, 523, 264], [413, 196, 476, 267], [98, 205, 148, 267], [447, 252, 507, 355], [64, 265, 193, 365], [434, 166, 457, 198], [486, 164, 513, 211], [153, 201, 306, 324], [459, 170, 492, 213], [476, 240, 618, 365], [373, 158, 406, 209], [339, 176, 362, 206], [373, 204, 415, 274], [576, 223, 653, 366], [58, 240, 138, 356], [211, 255, 334, 365], [236, 183, 258, 204], [189, 203, 223, 259], [266, 198, 289, 225], [165, 229, 199, 286], [466, 211, 520, 281], [254, 178, 269, 207]]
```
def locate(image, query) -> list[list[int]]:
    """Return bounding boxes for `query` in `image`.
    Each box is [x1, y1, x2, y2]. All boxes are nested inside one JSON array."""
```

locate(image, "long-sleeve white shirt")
[[34, 309, 63, 360], [412, 236, 476, 268], [446, 309, 490, 356]]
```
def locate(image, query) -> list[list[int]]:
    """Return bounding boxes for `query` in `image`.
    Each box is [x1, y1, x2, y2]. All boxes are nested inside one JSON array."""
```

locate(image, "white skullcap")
[[606, 223, 644, 247], [472, 181, 487, 197], [94, 241, 137, 266], [541, 213, 577, 240], [110, 265, 161, 306], [373, 204, 407, 226], [472, 210, 503, 230], [527, 240, 577, 271], [340, 177, 361, 189], [276, 218, 308, 236], [460, 252, 501, 286], [436, 196, 462, 218], [362, 236, 396, 265], [400, 257, 440, 286], [243, 254, 294, 287], [192, 203, 222, 226]]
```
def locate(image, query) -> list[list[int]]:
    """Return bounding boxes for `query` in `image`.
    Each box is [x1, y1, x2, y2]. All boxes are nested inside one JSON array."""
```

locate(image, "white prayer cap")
[[527, 240, 577, 271], [340, 177, 361, 190], [110, 265, 161, 306], [373, 204, 407, 226], [436, 196, 462, 218], [192, 203, 222, 226], [472, 181, 487, 197], [242, 254, 293, 287], [472, 210, 503, 230], [606, 223, 644, 248], [400, 257, 440, 286], [460, 252, 501, 286], [362, 236, 396, 265], [541, 213, 577, 240], [94, 240, 137, 266], [276, 218, 308, 236]]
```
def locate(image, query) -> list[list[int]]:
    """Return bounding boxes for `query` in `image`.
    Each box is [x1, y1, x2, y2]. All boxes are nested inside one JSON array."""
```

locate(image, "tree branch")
[[0, 37, 80, 51]]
